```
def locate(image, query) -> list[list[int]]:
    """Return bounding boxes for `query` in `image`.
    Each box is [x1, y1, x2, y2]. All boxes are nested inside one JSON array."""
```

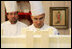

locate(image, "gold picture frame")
[[50, 7, 69, 29]]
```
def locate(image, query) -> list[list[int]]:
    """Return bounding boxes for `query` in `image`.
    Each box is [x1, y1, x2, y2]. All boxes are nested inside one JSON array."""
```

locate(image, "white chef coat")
[[28, 24, 59, 35], [1, 21, 27, 36]]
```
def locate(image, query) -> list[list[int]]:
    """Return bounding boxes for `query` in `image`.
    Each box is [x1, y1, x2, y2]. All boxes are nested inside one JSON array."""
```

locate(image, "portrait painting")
[[50, 7, 69, 29]]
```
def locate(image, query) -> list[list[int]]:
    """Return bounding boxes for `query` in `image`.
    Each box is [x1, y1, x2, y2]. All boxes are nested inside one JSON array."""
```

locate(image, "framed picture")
[[50, 7, 69, 29]]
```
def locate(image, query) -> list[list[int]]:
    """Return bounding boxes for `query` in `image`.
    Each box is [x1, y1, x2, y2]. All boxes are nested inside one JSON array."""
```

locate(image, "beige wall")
[[1, 1, 5, 23], [41, 1, 71, 35], [1, 1, 71, 35]]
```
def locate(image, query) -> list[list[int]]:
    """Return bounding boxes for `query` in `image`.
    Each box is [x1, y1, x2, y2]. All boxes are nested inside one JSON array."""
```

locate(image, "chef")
[[1, 1, 27, 36], [28, 1, 59, 35]]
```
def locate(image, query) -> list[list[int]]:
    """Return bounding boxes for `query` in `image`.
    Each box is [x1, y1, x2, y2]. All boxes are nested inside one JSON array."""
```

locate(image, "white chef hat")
[[4, 1, 18, 13], [29, 1, 44, 16]]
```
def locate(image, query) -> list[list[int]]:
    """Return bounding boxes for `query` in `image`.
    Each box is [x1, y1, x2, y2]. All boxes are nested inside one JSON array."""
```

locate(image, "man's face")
[[31, 13, 45, 28], [7, 12, 18, 24]]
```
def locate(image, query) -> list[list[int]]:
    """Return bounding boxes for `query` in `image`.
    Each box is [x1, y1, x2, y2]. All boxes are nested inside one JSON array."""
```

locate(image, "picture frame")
[[50, 7, 69, 29]]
